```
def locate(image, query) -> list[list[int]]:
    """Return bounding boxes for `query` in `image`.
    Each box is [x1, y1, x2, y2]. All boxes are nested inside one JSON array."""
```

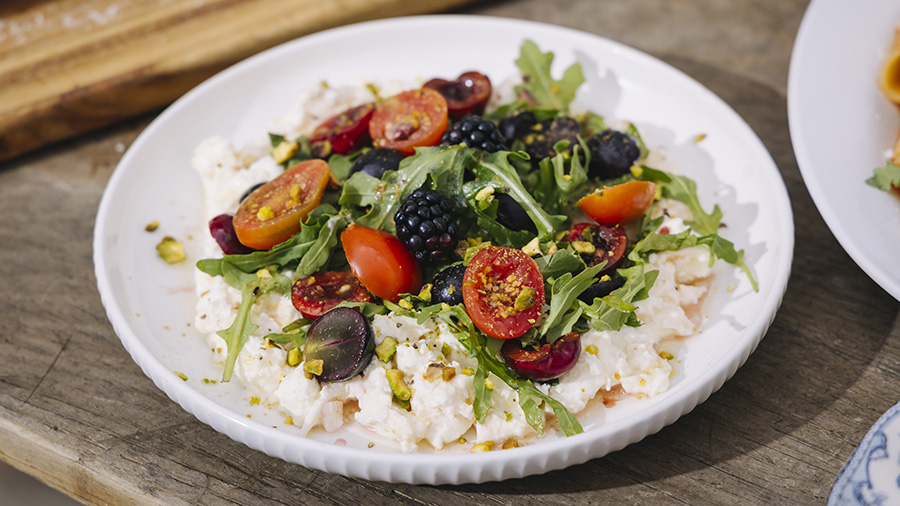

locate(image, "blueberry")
[[349, 148, 406, 179], [431, 264, 466, 305]]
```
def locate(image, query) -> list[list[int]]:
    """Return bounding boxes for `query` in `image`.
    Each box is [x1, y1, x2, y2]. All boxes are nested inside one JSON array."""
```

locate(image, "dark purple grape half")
[[349, 147, 405, 179], [495, 193, 537, 234], [209, 214, 254, 255], [304, 307, 374, 382], [501, 332, 581, 382]]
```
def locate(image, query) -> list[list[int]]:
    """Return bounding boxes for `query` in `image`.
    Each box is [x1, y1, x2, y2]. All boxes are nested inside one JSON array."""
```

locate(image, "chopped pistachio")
[[250, 396, 260, 406], [630, 165, 643, 178], [304, 359, 324, 377], [504, 411, 513, 422], [367, 442, 375, 448], [571, 240, 596, 254], [484, 378, 494, 390], [174, 371, 188, 381], [522, 237, 541, 257], [442, 366, 456, 382], [257, 206, 275, 221], [393, 397, 411, 411], [659, 351, 675, 360], [418, 284, 433, 302], [471, 441, 494, 453], [285, 416, 294, 426], [287, 347, 302, 366], [256, 268, 272, 279], [694, 133, 707, 143], [502, 439, 519, 450], [514, 286, 537, 312], [585, 344, 599, 356], [386, 369, 411, 401], [272, 140, 299, 164], [475, 186, 495, 201], [654, 183, 662, 201], [375, 337, 399, 363], [424, 363, 445, 382], [157, 237, 186, 264], [441, 343, 452, 358], [461, 367, 475, 376], [398, 298, 414, 310], [145, 220, 159, 232]]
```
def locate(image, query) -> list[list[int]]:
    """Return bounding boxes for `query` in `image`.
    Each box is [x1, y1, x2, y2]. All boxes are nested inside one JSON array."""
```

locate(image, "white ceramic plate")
[[94, 15, 793, 484], [789, 0, 900, 301]]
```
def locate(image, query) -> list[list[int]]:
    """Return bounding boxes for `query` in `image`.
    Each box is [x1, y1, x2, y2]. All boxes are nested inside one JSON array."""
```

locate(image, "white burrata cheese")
[[190, 81, 718, 453]]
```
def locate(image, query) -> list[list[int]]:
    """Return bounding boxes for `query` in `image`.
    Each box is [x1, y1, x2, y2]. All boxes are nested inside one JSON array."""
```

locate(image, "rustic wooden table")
[[4, 0, 899, 504]]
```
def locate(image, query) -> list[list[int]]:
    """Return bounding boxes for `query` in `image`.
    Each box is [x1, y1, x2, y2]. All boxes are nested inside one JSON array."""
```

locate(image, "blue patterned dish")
[[830, 402, 900, 505]]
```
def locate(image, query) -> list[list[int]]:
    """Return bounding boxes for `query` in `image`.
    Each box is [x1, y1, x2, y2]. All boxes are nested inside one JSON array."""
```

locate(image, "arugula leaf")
[[217, 264, 291, 382], [515, 40, 584, 113], [340, 146, 468, 233], [197, 208, 342, 276], [428, 304, 582, 436], [637, 166, 758, 290], [465, 150, 567, 241], [580, 265, 658, 332], [533, 248, 587, 279], [867, 161, 900, 191], [539, 264, 605, 341], [530, 139, 590, 216]]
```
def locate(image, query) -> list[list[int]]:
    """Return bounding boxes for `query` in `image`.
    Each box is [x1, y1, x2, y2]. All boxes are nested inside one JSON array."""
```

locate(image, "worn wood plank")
[[0, 0, 477, 162], [5, 0, 900, 504]]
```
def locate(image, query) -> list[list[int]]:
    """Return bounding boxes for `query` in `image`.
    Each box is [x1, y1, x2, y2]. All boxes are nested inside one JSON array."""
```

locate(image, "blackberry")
[[498, 110, 537, 143], [394, 188, 458, 261], [586, 130, 640, 180], [440, 115, 508, 153]]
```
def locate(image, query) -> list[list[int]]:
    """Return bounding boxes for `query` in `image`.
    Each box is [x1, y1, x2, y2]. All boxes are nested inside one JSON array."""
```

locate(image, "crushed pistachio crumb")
[[502, 439, 519, 449], [287, 347, 302, 366], [522, 237, 541, 256], [398, 298, 414, 310], [458, 437, 467, 444], [442, 367, 456, 382], [461, 367, 475, 376], [272, 140, 299, 164], [304, 359, 324, 377], [157, 237, 186, 264], [257, 206, 275, 221], [585, 344, 599, 356], [471, 441, 494, 453], [145, 220, 159, 232], [174, 371, 188, 381], [630, 165, 644, 178], [285, 417, 293, 426], [386, 369, 411, 401], [505, 412, 513, 422], [659, 351, 675, 360], [375, 337, 399, 363], [484, 378, 495, 390], [367, 442, 375, 448], [571, 240, 596, 254], [694, 133, 707, 143], [514, 286, 537, 311], [250, 396, 260, 406]]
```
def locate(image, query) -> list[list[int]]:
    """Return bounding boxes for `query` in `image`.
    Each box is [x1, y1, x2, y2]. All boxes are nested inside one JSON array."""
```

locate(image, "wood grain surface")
[[4, 0, 900, 504], [0, 0, 476, 163]]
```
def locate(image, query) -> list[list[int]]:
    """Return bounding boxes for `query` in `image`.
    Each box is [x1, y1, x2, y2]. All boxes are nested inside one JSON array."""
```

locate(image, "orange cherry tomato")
[[341, 224, 422, 302], [233, 159, 330, 250], [576, 180, 656, 225], [369, 89, 448, 155], [462, 246, 545, 340]]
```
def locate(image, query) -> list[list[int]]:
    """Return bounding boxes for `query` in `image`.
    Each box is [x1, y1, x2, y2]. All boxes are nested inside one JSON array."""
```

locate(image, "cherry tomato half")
[[291, 271, 373, 320], [576, 180, 656, 225], [233, 159, 330, 250], [341, 224, 422, 302], [462, 246, 545, 340], [310, 102, 375, 156], [423, 71, 492, 119], [369, 89, 448, 155], [560, 223, 627, 275]]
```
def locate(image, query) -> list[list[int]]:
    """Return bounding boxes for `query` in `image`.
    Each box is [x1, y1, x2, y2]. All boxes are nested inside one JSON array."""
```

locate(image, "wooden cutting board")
[[0, 0, 476, 162]]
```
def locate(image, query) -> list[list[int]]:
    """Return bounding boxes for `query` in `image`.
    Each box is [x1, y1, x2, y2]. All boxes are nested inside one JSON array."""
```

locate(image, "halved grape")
[[578, 275, 627, 304], [495, 193, 537, 234], [304, 307, 374, 382], [423, 71, 491, 119], [208, 214, 254, 255], [349, 147, 405, 179], [501, 332, 581, 381]]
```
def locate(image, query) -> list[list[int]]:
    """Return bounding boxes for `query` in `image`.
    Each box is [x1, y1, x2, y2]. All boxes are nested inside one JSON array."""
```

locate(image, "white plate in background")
[[789, 0, 900, 301]]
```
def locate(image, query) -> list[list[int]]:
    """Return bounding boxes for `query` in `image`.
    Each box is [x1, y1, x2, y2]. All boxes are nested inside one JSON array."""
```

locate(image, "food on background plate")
[[869, 23, 900, 192], [189, 40, 756, 452]]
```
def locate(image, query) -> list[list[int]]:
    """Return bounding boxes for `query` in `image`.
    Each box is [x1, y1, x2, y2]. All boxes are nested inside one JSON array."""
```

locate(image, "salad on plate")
[[187, 40, 756, 453]]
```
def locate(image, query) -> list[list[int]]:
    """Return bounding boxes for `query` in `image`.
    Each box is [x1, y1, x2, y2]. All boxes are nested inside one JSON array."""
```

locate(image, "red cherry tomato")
[[560, 223, 627, 275], [576, 180, 656, 225], [462, 246, 545, 340], [341, 224, 422, 302], [309, 102, 375, 156], [500, 331, 581, 381], [423, 71, 492, 119], [233, 159, 330, 250], [369, 89, 448, 155], [291, 271, 373, 320]]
